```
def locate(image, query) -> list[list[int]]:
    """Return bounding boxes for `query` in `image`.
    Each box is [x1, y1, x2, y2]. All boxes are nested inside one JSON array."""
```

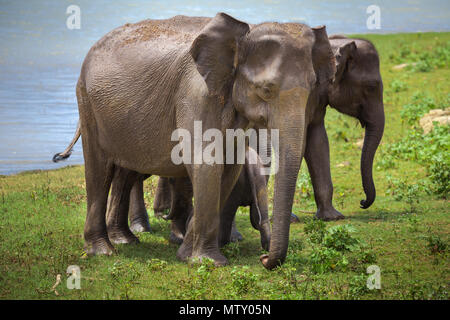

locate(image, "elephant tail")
[[52, 121, 81, 162]]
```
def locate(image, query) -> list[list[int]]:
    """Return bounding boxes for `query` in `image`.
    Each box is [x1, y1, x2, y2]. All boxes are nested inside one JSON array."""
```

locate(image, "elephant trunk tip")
[[360, 199, 370, 209], [259, 254, 282, 270], [360, 193, 375, 209]]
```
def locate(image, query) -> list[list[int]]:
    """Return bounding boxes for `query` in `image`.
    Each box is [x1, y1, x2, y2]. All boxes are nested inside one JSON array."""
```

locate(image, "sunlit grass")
[[0, 32, 448, 299]]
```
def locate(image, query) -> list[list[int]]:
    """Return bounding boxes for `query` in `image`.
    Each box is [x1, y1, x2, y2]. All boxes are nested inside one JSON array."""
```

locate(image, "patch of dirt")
[[419, 108, 450, 134]]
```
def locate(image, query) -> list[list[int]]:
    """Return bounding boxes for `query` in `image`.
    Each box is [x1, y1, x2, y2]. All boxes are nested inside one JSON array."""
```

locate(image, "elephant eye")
[[254, 82, 279, 102]]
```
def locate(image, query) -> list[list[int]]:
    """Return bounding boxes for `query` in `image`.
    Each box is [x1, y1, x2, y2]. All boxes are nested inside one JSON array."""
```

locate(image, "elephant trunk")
[[360, 104, 385, 209], [260, 103, 306, 269]]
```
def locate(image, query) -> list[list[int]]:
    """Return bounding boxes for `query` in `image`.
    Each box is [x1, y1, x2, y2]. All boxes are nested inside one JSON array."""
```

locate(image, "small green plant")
[[309, 247, 348, 274], [390, 79, 407, 92], [195, 258, 216, 280], [400, 213, 421, 232], [426, 235, 447, 254], [230, 266, 259, 296], [304, 217, 327, 244], [412, 59, 433, 72], [386, 176, 425, 213], [428, 154, 450, 198], [376, 149, 396, 170], [296, 170, 313, 199], [286, 238, 305, 267], [222, 241, 240, 259], [146, 258, 168, 271], [176, 258, 217, 299], [348, 274, 370, 299], [322, 224, 360, 252], [399, 92, 436, 125], [108, 261, 142, 299]]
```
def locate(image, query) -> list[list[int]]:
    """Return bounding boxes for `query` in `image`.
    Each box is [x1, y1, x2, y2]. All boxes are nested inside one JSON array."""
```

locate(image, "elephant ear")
[[311, 26, 336, 85], [334, 41, 357, 83], [190, 13, 249, 94]]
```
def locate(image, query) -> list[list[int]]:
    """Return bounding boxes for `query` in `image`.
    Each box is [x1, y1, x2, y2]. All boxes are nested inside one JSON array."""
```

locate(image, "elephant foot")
[[169, 231, 183, 245], [315, 207, 345, 221], [177, 242, 228, 266], [230, 229, 243, 243], [108, 228, 140, 244], [176, 241, 192, 262], [154, 210, 165, 219], [290, 213, 300, 223], [190, 251, 229, 267], [130, 219, 152, 233], [84, 238, 115, 256]]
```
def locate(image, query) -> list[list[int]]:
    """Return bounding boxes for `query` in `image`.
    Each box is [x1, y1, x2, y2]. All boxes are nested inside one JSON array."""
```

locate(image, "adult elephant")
[[55, 13, 333, 269]]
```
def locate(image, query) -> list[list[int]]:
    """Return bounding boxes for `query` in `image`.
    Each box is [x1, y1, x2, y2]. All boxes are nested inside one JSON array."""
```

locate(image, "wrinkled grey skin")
[[122, 34, 385, 245], [54, 14, 324, 269]]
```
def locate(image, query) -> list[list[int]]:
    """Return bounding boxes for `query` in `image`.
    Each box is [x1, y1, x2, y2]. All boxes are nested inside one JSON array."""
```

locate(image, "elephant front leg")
[[177, 165, 226, 265], [106, 167, 140, 244], [129, 175, 152, 233], [177, 164, 242, 266], [305, 122, 344, 221]]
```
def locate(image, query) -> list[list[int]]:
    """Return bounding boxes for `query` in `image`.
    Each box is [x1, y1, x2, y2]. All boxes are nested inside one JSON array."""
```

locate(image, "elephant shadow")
[[345, 209, 411, 223]]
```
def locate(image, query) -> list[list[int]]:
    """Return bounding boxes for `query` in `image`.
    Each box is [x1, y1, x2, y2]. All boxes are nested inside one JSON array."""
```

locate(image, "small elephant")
[[55, 14, 333, 269]]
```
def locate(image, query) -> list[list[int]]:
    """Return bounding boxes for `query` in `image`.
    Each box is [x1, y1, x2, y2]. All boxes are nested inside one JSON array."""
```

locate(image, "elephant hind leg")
[[106, 167, 141, 244], [167, 177, 192, 244], [78, 84, 115, 256]]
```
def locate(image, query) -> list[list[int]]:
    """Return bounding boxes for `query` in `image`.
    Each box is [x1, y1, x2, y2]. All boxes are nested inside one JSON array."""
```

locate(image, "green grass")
[[0, 32, 449, 300]]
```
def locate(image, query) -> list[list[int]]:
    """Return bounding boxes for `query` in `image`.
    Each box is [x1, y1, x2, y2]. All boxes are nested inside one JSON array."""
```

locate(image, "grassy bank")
[[0, 32, 449, 300]]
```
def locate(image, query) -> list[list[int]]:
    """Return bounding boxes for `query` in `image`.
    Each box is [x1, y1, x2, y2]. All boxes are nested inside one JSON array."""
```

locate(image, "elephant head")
[[328, 36, 385, 209]]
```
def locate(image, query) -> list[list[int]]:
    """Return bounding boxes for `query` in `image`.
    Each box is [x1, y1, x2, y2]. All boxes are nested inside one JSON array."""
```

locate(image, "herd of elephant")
[[53, 13, 384, 270]]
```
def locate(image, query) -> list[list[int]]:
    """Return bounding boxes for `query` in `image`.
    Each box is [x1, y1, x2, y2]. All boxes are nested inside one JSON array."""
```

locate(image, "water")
[[0, 0, 449, 175]]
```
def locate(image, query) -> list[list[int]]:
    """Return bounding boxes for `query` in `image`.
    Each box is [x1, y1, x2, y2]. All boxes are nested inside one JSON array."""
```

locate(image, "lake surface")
[[0, 0, 449, 175]]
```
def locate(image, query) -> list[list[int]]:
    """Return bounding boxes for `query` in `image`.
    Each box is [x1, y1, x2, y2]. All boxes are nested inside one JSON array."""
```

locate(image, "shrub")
[[386, 121, 449, 199], [146, 258, 168, 271], [426, 235, 447, 254], [399, 93, 436, 125], [309, 247, 348, 274], [304, 218, 327, 244], [348, 274, 370, 299], [222, 241, 240, 259], [428, 154, 450, 198], [297, 170, 314, 199], [230, 266, 259, 296], [322, 224, 360, 252]]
